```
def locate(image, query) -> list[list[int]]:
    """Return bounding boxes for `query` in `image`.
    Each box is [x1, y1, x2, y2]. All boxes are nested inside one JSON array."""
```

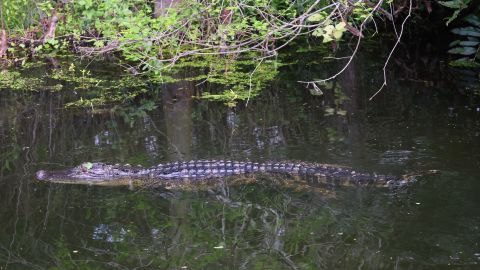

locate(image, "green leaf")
[[333, 30, 343, 40], [333, 22, 346, 40], [324, 24, 335, 34], [312, 28, 323, 37], [335, 22, 346, 31], [467, 36, 480, 41], [464, 14, 480, 27], [451, 26, 480, 37], [307, 13, 324, 22], [448, 46, 477, 55], [449, 40, 461, 47], [94, 40, 105, 48], [449, 40, 480, 47], [438, 0, 470, 25], [446, 9, 462, 26], [449, 58, 480, 67], [458, 41, 480, 46], [322, 35, 333, 43], [83, 162, 93, 170], [47, 39, 58, 45], [438, 0, 469, 9]]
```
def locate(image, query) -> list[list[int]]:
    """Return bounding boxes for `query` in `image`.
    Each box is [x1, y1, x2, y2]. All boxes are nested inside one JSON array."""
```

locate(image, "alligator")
[[35, 160, 435, 188]]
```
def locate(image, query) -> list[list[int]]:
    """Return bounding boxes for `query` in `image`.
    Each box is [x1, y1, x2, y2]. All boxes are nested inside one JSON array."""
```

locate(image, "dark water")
[[0, 53, 480, 269]]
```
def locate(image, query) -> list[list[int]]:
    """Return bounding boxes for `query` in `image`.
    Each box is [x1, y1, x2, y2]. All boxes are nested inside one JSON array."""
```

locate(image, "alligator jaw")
[[35, 163, 149, 186], [36, 170, 50, 181]]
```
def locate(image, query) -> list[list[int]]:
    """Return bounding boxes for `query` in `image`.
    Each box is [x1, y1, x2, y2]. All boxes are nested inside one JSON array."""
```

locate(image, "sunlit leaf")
[[307, 13, 324, 22], [333, 30, 344, 40], [324, 24, 335, 33], [322, 35, 333, 43], [312, 28, 323, 37], [335, 22, 346, 31]]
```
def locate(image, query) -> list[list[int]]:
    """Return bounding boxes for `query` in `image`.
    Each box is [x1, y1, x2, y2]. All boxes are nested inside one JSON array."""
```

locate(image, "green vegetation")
[[441, 2, 480, 67], [0, 0, 402, 105], [1, 0, 479, 104], [438, 2, 480, 94], [1, 0, 358, 62]]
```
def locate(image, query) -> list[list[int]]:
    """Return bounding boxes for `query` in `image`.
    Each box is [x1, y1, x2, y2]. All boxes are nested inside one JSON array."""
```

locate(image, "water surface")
[[0, 51, 479, 269]]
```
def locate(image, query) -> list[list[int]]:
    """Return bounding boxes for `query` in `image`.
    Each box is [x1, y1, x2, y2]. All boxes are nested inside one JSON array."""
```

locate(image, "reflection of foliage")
[[114, 100, 158, 127], [313, 81, 349, 116], [0, 70, 43, 91], [52, 63, 155, 107], [1, 55, 280, 107], [169, 55, 280, 107], [1, 53, 479, 269], [50, 237, 85, 270], [50, 64, 104, 90], [0, 143, 21, 174], [0, 59, 155, 107], [23, 182, 395, 269], [451, 67, 480, 95], [64, 87, 149, 108], [0, 60, 106, 93], [326, 127, 345, 143]]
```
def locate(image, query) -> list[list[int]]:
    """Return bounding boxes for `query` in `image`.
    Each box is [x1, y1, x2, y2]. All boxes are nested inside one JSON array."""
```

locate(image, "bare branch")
[[298, 0, 386, 87], [369, 0, 412, 101]]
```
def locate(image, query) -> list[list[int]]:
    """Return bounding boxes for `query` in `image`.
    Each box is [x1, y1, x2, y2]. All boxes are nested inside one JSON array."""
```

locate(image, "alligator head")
[[36, 162, 150, 185]]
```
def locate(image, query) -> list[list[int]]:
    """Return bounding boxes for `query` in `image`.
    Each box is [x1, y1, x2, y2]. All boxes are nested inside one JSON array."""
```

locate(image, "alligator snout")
[[36, 170, 48, 180]]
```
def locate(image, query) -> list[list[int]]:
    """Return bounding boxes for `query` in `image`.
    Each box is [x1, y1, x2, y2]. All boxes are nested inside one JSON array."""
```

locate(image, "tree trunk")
[[43, 9, 58, 43], [0, 29, 7, 58]]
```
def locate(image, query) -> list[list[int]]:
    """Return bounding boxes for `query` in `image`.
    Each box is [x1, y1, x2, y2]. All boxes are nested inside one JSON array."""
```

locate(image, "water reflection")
[[163, 78, 195, 160], [92, 224, 127, 243], [0, 53, 479, 269]]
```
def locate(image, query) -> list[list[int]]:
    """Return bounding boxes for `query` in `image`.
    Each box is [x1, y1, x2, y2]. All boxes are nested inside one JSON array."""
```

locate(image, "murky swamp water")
[[0, 51, 479, 269]]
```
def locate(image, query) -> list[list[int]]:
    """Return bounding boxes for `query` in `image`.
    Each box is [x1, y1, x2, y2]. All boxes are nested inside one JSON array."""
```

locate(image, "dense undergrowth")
[[0, 0, 479, 105]]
